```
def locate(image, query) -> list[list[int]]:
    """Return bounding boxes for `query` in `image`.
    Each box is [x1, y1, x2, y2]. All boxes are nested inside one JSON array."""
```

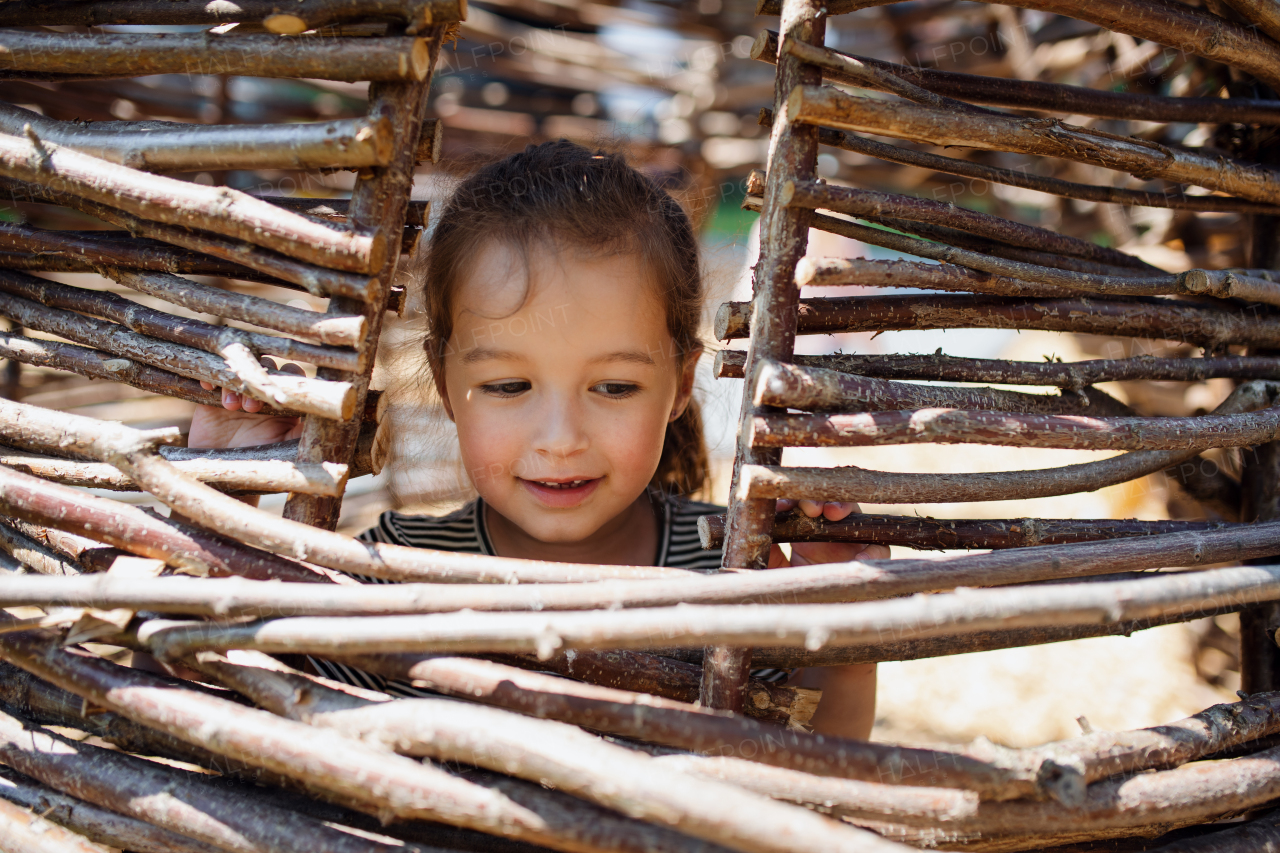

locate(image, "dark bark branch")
[[0, 518, 84, 576], [0, 790, 111, 853], [0, 703, 446, 853], [751, 29, 1280, 124], [0, 632, 754, 853], [715, 294, 1280, 351], [486, 650, 819, 727], [0, 133, 383, 274], [698, 511, 1236, 551], [714, 349, 1280, 389], [0, 102, 392, 172], [197, 656, 904, 853], [0, 280, 356, 419], [0, 269, 360, 372], [787, 86, 1280, 205], [783, 179, 1154, 272], [106, 268, 366, 348], [793, 115, 1280, 214], [753, 358, 1134, 416], [0, 767, 225, 853], [0, 447, 348, 496], [0, 32, 434, 83], [761, 0, 1280, 93], [0, 180, 378, 300], [0, 463, 329, 582], [259, 196, 431, 229], [332, 652, 1041, 800], [0, 0, 464, 30]]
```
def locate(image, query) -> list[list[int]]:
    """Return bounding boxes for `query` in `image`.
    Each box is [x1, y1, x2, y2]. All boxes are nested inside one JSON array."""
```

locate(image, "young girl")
[[191, 140, 884, 739]]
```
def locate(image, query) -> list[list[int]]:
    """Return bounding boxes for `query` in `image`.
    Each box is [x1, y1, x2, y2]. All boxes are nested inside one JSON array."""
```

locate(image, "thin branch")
[[714, 349, 1280, 390], [698, 511, 1235, 551], [197, 656, 907, 853], [787, 85, 1280, 205], [0, 102, 393, 172], [0, 0, 465, 31], [0, 133, 383, 274], [0, 790, 111, 853], [715, 293, 1280, 351], [105, 268, 366, 348], [0, 31, 434, 83]]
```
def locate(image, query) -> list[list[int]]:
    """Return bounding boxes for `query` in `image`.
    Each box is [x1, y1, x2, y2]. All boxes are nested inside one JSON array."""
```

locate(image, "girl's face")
[[440, 240, 695, 544]]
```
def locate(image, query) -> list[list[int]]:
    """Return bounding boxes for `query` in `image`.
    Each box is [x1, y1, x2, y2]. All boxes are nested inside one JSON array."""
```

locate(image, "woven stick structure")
[[3, 1, 1280, 852]]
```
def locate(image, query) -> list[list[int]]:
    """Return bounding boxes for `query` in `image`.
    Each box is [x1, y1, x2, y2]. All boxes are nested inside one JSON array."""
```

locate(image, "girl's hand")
[[188, 357, 306, 449], [768, 499, 890, 568]]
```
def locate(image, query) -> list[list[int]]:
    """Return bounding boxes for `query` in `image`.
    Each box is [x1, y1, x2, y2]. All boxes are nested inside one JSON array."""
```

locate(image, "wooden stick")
[[0, 632, 761, 853], [715, 294, 1280, 351], [794, 249, 1280, 307], [0, 463, 329, 582], [0, 447, 348, 496], [708, 0, 827, 715], [259, 197, 432, 229], [760, 0, 1280, 91], [1, 522, 124, 576], [0, 283, 356, 419], [787, 86, 1280, 205], [136, 566, 1280, 671], [751, 408, 1280, 452], [698, 511, 1236, 551], [752, 359, 1134, 416], [0, 32, 433, 83], [105, 268, 366, 348], [0, 269, 360, 372], [0, 790, 111, 853], [198, 656, 909, 853], [783, 179, 1154, 272], [0, 223, 294, 286], [0, 0, 465, 31], [1221, 0, 1280, 43], [0, 181, 378, 300], [0, 397, 689, 584], [785, 113, 1280, 214], [0, 519, 84, 576], [487, 650, 819, 727], [750, 29, 1280, 124], [1143, 809, 1280, 851], [0, 705, 452, 853], [329, 652, 1041, 799], [0, 134, 383, 275], [714, 348, 1280, 389], [0, 103, 392, 172], [0, 767, 225, 853], [650, 753, 977, 824]]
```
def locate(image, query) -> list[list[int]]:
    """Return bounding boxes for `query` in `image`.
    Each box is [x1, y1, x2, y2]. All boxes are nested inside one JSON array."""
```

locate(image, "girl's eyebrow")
[[589, 350, 656, 366], [459, 347, 523, 364]]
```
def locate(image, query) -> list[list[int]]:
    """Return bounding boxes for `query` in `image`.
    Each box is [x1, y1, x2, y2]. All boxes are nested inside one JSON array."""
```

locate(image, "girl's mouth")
[[519, 477, 602, 508]]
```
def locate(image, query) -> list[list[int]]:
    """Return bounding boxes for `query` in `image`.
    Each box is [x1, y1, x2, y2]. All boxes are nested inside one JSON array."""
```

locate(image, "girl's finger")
[[221, 389, 243, 411], [241, 396, 265, 413], [259, 356, 278, 371], [200, 380, 214, 391], [278, 362, 306, 377], [798, 499, 824, 518], [823, 501, 858, 521], [775, 499, 796, 514]]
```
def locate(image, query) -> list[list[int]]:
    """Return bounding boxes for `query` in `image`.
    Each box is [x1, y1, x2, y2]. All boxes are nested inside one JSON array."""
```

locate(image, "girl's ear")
[[670, 354, 698, 421]]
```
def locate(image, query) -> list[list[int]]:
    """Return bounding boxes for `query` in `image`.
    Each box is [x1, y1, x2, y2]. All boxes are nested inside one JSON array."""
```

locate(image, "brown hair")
[[421, 140, 709, 497]]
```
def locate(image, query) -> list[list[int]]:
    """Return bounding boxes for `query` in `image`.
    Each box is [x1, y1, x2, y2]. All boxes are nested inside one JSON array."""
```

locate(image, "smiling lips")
[[519, 476, 602, 508]]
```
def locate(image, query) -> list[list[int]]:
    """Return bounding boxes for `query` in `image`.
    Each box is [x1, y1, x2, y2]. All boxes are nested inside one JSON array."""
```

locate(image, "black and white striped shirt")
[[313, 492, 797, 694]]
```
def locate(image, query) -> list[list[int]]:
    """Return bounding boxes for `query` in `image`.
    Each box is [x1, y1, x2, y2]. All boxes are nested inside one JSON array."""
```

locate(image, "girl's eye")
[[592, 382, 639, 399], [479, 381, 530, 398]]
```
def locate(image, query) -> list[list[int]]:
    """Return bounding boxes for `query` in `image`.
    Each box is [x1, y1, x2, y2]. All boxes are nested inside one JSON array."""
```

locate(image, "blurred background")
[[0, 0, 1248, 747]]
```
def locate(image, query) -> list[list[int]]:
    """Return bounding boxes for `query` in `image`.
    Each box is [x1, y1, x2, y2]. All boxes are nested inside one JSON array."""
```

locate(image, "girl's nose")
[[530, 393, 590, 459]]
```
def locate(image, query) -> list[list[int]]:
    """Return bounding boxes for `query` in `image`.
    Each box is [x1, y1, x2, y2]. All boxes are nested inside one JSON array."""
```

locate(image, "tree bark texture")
[[0, 102, 393, 172], [0, 31, 434, 83], [0, 133, 383, 274], [0, 0, 465, 31]]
